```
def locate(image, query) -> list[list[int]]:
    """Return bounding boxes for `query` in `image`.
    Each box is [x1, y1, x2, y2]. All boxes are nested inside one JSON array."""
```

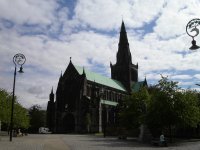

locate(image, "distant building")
[[46, 21, 147, 133]]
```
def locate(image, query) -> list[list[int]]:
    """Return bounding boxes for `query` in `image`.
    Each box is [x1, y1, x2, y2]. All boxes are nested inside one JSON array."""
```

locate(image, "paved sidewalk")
[[0, 134, 70, 150], [61, 134, 200, 150], [1, 134, 200, 150]]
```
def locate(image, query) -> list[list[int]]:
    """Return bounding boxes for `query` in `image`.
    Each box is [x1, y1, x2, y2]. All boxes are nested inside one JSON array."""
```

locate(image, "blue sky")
[[0, 0, 200, 108]]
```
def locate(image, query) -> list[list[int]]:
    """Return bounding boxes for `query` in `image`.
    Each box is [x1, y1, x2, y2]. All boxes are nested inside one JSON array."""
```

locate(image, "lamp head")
[[18, 66, 24, 73], [189, 39, 200, 50]]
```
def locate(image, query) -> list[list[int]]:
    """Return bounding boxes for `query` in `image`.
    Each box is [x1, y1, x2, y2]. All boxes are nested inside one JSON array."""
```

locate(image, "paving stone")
[[1, 134, 200, 150]]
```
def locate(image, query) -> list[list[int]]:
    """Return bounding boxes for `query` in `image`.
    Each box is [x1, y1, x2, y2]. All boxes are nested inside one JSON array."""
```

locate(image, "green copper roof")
[[75, 66, 126, 92], [132, 81, 146, 92], [100, 99, 118, 106], [86, 97, 118, 106]]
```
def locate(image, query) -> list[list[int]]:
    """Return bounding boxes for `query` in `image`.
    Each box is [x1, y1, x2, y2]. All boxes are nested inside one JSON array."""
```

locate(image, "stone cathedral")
[[46, 21, 147, 133]]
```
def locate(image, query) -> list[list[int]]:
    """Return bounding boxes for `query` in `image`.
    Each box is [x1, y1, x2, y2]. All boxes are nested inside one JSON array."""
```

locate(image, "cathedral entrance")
[[63, 113, 75, 133]]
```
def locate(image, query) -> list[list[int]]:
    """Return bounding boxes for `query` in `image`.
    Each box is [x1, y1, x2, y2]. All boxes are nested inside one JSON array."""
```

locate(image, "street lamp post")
[[186, 19, 200, 86], [10, 53, 26, 142], [186, 18, 200, 50]]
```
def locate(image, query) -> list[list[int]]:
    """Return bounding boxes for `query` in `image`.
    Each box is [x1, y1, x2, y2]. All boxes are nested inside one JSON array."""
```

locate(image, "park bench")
[[151, 138, 160, 146], [118, 135, 127, 140]]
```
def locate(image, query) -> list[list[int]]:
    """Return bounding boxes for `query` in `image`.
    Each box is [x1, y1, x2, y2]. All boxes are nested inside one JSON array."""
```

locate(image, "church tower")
[[110, 21, 138, 92], [49, 87, 54, 102], [46, 87, 55, 131]]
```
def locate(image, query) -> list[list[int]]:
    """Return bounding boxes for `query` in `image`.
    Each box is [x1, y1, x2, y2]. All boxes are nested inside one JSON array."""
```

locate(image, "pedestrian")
[[160, 132, 167, 146]]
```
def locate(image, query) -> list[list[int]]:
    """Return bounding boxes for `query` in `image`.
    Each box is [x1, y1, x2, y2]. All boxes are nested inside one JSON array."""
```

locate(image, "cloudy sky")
[[1, 0, 200, 109]]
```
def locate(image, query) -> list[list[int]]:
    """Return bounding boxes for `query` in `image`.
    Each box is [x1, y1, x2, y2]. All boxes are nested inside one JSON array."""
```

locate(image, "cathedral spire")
[[111, 21, 138, 92], [143, 76, 148, 87], [51, 87, 53, 94], [117, 21, 132, 65], [82, 67, 86, 77], [49, 87, 54, 102], [119, 21, 128, 44]]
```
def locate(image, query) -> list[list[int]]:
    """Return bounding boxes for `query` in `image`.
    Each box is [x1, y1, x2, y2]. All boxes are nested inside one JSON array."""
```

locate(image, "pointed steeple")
[[49, 87, 54, 102], [51, 87, 53, 94], [110, 61, 112, 67], [117, 21, 132, 65], [82, 67, 86, 77], [70, 57, 72, 63], [119, 21, 128, 45], [110, 21, 138, 92], [143, 76, 148, 87]]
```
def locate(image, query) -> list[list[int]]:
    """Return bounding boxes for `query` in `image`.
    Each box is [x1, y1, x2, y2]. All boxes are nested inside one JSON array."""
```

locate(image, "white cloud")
[[154, 0, 200, 39], [194, 74, 200, 79], [171, 74, 193, 80], [178, 81, 195, 86], [0, 0, 58, 25], [74, 0, 165, 30]]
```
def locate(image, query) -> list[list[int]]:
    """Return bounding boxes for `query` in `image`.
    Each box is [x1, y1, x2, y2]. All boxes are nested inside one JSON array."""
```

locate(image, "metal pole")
[[10, 65, 16, 142], [9, 53, 26, 141]]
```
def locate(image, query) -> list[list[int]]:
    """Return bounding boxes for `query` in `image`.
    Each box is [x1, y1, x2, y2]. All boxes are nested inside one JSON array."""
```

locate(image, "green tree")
[[28, 105, 46, 133], [147, 76, 180, 140], [0, 89, 30, 130], [13, 102, 30, 129], [174, 90, 200, 128], [146, 76, 200, 140], [0, 89, 11, 130], [119, 87, 150, 130], [118, 76, 200, 139]]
